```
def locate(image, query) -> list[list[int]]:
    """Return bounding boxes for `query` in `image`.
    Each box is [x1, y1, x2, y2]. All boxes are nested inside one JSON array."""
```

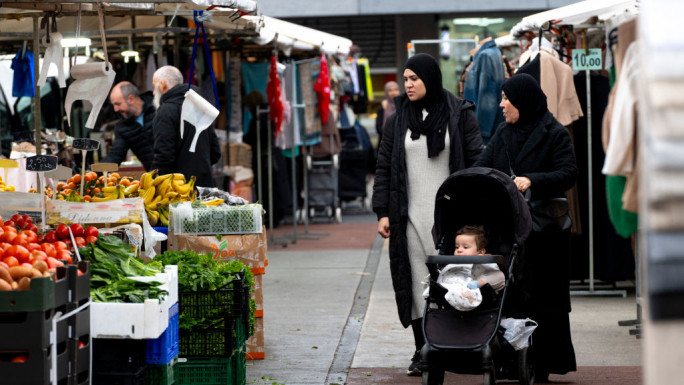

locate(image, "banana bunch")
[[200, 198, 224, 206], [0, 176, 16, 192], [140, 170, 196, 226], [91, 185, 126, 202]]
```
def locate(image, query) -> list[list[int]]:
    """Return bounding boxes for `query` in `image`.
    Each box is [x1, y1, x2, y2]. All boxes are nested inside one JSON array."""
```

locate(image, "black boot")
[[407, 318, 425, 376]]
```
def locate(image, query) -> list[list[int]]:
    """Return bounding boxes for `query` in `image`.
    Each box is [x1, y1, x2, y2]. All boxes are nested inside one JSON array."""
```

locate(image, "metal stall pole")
[[33, 17, 43, 195]]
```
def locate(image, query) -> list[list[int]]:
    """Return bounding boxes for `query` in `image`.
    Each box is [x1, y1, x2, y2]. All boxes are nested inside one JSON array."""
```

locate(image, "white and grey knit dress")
[[405, 109, 450, 320]]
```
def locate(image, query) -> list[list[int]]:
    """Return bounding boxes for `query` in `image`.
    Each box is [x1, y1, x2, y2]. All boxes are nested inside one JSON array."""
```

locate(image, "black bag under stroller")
[[421, 167, 533, 385]]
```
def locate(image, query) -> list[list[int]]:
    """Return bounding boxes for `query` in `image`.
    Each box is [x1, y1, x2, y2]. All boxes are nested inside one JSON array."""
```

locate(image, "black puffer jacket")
[[151, 84, 221, 187], [101, 93, 156, 170], [372, 91, 483, 328]]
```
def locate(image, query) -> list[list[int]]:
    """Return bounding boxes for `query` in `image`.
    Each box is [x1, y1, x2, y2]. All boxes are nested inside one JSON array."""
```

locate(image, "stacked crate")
[[176, 272, 250, 385], [0, 261, 91, 385], [91, 265, 179, 385]]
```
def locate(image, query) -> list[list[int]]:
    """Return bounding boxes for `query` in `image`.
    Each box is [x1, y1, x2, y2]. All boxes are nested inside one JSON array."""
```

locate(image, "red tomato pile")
[[0, 215, 99, 272]]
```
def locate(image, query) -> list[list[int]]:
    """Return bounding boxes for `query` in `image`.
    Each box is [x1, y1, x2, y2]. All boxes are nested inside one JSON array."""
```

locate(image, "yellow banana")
[[140, 169, 158, 190], [157, 176, 173, 197], [173, 176, 195, 195], [142, 186, 156, 204], [146, 202, 161, 211], [158, 197, 170, 207], [150, 195, 162, 205], [91, 192, 117, 202], [146, 209, 159, 226], [124, 184, 139, 196], [102, 186, 117, 194], [201, 198, 224, 206], [165, 191, 179, 200], [152, 174, 170, 187], [158, 206, 169, 227], [172, 173, 186, 181]]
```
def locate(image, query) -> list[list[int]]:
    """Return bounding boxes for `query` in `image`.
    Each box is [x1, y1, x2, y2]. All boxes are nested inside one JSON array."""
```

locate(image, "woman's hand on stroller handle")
[[378, 217, 390, 239]]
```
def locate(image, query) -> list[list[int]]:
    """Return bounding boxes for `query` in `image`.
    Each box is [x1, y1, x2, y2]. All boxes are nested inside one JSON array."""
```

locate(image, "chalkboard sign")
[[72, 138, 100, 151], [26, 155, 58, 172]]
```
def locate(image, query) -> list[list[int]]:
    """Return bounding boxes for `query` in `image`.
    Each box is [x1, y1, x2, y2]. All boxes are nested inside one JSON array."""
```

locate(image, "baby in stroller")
[[430, 225, 505, 312]]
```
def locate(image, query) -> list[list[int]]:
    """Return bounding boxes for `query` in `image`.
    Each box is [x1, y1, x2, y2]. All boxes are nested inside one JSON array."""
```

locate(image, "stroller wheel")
[[421, 366, 444, 385], [517, 346, 535, 385]]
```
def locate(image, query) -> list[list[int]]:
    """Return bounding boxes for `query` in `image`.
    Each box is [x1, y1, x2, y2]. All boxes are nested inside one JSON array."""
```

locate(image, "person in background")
[[473, 72, 578, 382], [150, 66, 221, 187], [372, 53, 483, 376], [102, 81, 156, 170], [375, 81, 400, 145]]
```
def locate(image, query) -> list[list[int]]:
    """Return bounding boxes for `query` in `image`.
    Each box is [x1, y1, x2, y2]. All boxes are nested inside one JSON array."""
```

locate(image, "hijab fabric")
[[502, 73, 549, 163], [382, 81, 398, 127], [404, 53, 449, 158]]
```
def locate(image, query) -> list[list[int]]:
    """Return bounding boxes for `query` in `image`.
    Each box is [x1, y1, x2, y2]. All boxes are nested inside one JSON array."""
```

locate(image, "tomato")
[[10, 214, 21, 223], [57, 250, 73, 264], [3, 256, 19, 267], [14, 217, 24, 230], [53, 241, 68, 251], [1, 231, 17, 244], [11, 355, 27, 363], [6, 245, 30, 263], [45, 231, 58, 244], [19, 230, 37, 244], [28, 243, 42, 252], [2, 226, 16, 234], [3, 221, 15, 229], [84, 226, 99, 238], [28, 224, 38, 234], [70, 224, 84, 238], [47, 256, 65, 269], [21, 215, 32, 225], [85, 235, 98, 245], [41, 243, 57, 258], [0, 261, 7, 269], [73, 236, 86, 248], [12, 233, 29, 248], [0, 243, 11, 252], [56, 224, 70, 240]]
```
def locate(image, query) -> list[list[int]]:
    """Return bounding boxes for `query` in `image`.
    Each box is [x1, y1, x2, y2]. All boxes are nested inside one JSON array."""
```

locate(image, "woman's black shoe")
[[407, 350, 423, 376]]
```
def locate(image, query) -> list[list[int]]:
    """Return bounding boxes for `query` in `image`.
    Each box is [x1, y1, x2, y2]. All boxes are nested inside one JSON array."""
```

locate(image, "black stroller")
[[421, 167, 533, 385]]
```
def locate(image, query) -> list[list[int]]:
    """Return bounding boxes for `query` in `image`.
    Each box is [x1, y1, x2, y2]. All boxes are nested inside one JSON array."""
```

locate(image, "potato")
[[9, 266, 32, 281], [33, 261, 48, 274], [30, 269, 42, 279], [0, 267, 13, 284], [16, 277, 30, 291], [0, 279, 11, 291], [10, 281, 17, 290]]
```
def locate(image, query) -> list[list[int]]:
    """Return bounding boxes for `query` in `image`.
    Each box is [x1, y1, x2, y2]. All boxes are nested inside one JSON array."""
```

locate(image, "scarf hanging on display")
[[11, 45, 35, 98], [228, 55, 243, 137], [313, 53, 331, 124], [267, 54, 284, 139]]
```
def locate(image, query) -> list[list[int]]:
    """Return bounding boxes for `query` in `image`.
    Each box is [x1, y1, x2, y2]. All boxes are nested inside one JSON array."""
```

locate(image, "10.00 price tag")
[[572, 49, 603, 70]]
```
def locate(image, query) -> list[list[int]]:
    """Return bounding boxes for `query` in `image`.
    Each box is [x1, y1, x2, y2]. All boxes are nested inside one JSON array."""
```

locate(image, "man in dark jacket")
[[102, 81, 155, 170], [151, 66, 221, 187]]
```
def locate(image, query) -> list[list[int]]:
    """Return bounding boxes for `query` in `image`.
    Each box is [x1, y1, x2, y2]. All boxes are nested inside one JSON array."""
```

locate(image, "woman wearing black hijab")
[[474, 73, 578, 382], [373, 53, 483, 376]]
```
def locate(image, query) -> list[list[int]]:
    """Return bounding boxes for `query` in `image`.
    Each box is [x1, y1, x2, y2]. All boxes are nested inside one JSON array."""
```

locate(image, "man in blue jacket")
[[102, 81, 156, 170]]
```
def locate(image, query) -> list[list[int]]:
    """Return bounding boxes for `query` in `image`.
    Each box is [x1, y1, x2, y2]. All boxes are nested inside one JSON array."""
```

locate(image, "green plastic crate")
[[231, 349, 246, 385], [176, 357, 232, 385], [0, 275, 56, 312], [145, 357, 177, 385]]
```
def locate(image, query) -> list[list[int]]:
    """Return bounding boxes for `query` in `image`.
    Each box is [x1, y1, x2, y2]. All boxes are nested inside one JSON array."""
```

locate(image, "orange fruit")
[[83, 195, 91, 202], [120, 179, 131, 187], [72, 174, 82, 184], [110, 173, 120, 179]]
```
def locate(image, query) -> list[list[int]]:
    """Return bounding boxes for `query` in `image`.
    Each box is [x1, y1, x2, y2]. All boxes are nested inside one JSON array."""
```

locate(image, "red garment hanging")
[[313, 53, 331, 124], [267, 54, 284, 138]]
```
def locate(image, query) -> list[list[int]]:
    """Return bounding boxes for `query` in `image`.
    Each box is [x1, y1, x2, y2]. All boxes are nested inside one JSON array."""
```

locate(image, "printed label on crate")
[[171, 229, 267, 268], [46, 197, 143, 224]]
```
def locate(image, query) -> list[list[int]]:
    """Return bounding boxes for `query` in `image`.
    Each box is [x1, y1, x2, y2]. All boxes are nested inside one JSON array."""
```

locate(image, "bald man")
[[150, 65, 221, 187], [102, 81, 156, 170]]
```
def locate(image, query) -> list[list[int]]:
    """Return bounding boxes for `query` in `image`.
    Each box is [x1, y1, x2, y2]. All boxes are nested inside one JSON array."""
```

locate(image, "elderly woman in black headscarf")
[[372, 53, 483, 376], [474, 73, 578, 382]]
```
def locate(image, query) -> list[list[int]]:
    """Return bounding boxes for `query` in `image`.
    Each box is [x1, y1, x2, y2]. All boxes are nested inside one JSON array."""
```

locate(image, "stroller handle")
[[426, 254, 505, 266]]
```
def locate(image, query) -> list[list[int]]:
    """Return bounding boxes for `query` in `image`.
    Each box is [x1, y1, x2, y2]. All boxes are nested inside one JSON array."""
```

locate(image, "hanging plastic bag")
[[500, 317, 538, 350]]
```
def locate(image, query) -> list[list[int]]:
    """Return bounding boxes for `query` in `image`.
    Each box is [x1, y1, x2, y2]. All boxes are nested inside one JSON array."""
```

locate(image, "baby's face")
[[454, 234, 483, 255]]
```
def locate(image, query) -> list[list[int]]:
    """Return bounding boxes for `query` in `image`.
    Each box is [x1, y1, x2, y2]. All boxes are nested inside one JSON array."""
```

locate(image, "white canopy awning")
[[510, 0, 639, 37], [243, 15, 352, 56]]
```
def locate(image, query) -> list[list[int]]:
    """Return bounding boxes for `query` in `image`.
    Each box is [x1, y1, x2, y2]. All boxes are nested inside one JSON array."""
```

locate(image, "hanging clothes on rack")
[[11, 46, 35, 98], [228, 54, 243, 141], [241, 61, 270, 134], [518, 50, 584, 126], [279, 62, 301, 151], [571, 70, 634, 282], [313, 53, 331, 125], [297, 59, 322, 145], [463, 39, 505, 144], [601, 18, 638, 238]]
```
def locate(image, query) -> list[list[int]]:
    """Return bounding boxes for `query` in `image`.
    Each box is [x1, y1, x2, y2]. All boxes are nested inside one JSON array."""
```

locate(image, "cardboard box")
[[252, 273, 263, 315], [246, 316, 264, 360], [169, 228, 268, 270]]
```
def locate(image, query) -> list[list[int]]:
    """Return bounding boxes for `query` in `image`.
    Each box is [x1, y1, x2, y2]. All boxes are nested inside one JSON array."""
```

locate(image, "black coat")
[[474, 111, 578, 375], [151, 84, 222, 187], [372, 91, 483, 328], [102, 93, 156, 171]]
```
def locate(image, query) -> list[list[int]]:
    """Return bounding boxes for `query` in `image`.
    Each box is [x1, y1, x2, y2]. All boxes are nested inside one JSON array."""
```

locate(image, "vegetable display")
[[79, 234, 167, 303]]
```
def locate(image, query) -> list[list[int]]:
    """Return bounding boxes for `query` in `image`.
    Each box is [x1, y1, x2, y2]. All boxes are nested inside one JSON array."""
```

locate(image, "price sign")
[[72, 138, 100, 151], [572, 49, 603, 70], [26, 155, 58, 172]]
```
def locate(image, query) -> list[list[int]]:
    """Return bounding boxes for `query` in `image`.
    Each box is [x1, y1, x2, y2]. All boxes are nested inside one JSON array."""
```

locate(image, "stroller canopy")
[[432, 167, 532, 256]]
